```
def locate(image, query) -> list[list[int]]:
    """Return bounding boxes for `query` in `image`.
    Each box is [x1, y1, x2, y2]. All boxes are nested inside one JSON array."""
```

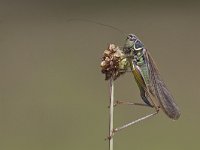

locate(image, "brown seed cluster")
[[101, 44, 128, 80]]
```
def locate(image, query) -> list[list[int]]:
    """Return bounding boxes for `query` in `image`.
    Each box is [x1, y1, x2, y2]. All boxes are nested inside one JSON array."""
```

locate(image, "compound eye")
[[127, 34, 133, 39], [134, 40, 144, 50], [129, 37, 134, 41], [128, 34, 138, 42]]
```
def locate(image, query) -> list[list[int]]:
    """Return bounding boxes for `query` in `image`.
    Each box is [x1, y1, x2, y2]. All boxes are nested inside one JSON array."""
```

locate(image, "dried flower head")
[[101, 44, 128, 80]]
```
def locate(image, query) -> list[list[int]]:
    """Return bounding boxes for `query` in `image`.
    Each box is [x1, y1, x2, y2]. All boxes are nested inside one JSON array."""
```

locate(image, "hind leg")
[[113, 100, 148, 107], [111, 88, 153, 108]]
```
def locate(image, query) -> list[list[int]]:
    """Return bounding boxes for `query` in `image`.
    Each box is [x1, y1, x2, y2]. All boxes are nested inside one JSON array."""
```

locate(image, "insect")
[[67, 18, 180, 136], [110, 34, 181, 135]]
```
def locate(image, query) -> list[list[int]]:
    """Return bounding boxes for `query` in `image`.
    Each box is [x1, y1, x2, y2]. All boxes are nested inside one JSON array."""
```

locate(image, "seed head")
[[101, 44, 128, 80]]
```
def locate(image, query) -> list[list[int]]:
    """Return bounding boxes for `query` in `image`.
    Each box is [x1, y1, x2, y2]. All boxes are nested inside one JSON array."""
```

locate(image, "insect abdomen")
[[139, 63, 150, 85]]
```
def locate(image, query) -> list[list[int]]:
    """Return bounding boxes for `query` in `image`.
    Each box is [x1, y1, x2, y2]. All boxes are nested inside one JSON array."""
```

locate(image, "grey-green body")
[[126, 44, 152, 107], [123, 34, 180, 120]]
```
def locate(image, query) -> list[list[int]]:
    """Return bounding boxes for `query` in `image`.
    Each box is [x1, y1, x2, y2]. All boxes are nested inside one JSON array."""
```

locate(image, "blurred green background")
[[0, 0, 200, 149]]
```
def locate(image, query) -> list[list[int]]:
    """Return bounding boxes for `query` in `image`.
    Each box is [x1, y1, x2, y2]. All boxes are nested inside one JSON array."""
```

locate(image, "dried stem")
[[109, 77, 114, 150]]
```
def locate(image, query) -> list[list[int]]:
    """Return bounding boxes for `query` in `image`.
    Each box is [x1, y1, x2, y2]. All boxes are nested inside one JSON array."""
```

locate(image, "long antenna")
[[67, 18, 127, 37]]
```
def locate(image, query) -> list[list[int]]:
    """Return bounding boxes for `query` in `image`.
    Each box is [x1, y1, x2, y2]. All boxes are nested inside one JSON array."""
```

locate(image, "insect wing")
[[144, 49, 181, 120]]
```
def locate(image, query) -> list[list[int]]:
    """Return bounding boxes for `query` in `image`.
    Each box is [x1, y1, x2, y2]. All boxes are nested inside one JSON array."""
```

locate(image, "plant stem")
[[109, 77, 114, 150]]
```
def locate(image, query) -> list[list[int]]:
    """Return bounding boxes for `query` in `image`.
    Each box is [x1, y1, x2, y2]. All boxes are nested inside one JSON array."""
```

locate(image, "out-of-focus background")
[[0, 0, 200, 149]]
